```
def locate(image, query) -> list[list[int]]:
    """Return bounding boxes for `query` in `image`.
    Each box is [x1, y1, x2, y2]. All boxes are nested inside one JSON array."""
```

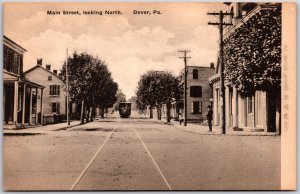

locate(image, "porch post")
[[35, 87, 39, 124], [213, 86, 218, 125], [253, 92, 256, 128], [232, 87, 238, 128], [40, 89, 44, 125], [22, 83, 26, 125], [13, 81, 19, 125], [225, 85, 230, 127], [29, 86, 33, 125]]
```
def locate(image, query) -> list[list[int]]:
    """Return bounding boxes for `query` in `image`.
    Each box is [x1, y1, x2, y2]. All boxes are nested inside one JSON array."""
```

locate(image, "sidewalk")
[[3, 121, 81, 135], [156, 119, 279, 136]]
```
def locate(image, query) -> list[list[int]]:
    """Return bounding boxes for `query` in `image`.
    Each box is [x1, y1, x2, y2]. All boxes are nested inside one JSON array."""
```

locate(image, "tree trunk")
[[86, 106, 90, 123], [166, 102, 171, 123], [150, 107, 153, 119], [157, 107, 161, 120], [101, 108, 104, 118], [80, 100, 85, 124], [90, 107, 95, 122]]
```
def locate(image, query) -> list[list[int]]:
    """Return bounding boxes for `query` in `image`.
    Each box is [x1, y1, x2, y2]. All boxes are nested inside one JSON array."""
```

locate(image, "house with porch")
[[3, 36, 44, 129], [24, 60, 68, 124]]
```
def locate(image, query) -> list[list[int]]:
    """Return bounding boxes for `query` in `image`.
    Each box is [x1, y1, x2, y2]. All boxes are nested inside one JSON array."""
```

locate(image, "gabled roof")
[[22, 79, 45, 89], [3, 35, 27, 54], [24, 65, 62, 80]]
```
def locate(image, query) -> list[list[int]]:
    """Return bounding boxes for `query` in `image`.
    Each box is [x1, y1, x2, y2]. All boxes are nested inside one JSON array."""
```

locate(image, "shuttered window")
[[50, 85, 60, 96], [193, 69, 198, 79], [191, 101, 202, 114], [51, 102, 60, 113], [190, 86, 202, 97]]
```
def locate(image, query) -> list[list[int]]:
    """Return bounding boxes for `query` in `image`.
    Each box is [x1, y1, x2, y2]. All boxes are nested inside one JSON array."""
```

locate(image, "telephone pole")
[[178, 50, 191, 126], [207, 11, 233, 134], [66, 48, 70, 126]]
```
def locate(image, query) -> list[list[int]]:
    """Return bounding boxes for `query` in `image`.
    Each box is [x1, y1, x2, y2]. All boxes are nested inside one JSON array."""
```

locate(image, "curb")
[[154, 119, 280, 136]]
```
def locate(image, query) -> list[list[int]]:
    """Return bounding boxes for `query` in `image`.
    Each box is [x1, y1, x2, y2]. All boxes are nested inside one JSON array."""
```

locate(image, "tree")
[[60, 52, 118, 124], [128, 95, 147, 115], [136, 71, 183, 122]]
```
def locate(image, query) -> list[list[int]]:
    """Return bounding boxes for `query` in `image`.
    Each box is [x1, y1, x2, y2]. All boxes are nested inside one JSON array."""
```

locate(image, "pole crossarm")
[[208, 22, 233, 26], [207, 11, 233, 16]]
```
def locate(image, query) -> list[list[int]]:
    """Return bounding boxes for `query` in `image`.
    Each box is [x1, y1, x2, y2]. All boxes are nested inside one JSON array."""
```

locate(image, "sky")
[[4, 2, 229, 99]]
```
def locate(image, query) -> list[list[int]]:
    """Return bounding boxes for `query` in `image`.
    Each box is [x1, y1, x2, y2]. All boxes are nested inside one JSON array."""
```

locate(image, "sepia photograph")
[[2, 2, 296, 191]]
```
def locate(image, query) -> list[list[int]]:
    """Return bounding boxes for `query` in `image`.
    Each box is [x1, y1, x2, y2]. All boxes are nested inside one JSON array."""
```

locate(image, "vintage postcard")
[[2, 2, 296, 191]]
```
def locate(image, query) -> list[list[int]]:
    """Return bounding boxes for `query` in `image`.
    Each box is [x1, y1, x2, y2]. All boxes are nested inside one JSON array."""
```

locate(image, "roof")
[[22, 79, 45, 89], [24, 65, 62, 80], [187, 65, 213, 69], [3, 35, 27, 53]]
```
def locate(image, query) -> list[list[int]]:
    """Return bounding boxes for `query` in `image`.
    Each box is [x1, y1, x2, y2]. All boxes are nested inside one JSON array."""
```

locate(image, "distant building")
[[171, 64, 215, 123], [24, 60, 67, 124], [3, 36, 44, 128], [209, 3, 281, 133]]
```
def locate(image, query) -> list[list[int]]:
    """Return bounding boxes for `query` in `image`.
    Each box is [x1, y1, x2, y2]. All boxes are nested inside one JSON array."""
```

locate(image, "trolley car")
[[119, 102, 131, 118]]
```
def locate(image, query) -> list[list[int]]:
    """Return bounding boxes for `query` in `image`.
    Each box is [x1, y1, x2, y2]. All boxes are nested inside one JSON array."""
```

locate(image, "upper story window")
[[48, 76, 52, 81], [3, 45, 22, 75], [190, 86, 202, 97], [50, 85, 60, 96], [193, 69, 198, 79]]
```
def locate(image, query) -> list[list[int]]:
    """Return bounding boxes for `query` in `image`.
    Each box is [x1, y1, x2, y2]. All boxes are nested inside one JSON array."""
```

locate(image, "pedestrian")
[[179, 112, 183, 125], [206, 105, 213, 132]]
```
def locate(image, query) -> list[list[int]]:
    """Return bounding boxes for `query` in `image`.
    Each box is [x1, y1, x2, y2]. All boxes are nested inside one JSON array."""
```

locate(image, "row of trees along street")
[[60, 52, 118, 124], [136, 71, 183, 122]]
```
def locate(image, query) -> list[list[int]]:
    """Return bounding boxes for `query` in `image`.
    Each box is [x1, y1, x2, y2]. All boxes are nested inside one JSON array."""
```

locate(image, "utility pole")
[[66, 49, 70, 125], [207, 11, 233, 134], [178, 50, 191, 126]]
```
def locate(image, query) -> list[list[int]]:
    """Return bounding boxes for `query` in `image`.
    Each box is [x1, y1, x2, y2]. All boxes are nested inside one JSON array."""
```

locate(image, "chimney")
[[46, 64, 51, 71], [210, 62, 215, 69], [37, 58, 42, 66], [53, 70, 58, 75]]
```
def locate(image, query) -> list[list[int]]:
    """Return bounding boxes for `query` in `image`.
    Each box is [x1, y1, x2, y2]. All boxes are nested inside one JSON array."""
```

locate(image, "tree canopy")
[[60, 52, 118, 122], [136, 71, 183, 121]]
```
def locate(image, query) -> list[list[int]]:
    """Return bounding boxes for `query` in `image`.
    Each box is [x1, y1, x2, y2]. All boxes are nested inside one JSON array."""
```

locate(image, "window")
[[191, 101, 202, 114], [50, 85, 60, 96], [193, 69, 198, 79], [247, 96, 253, 114], [51, 102, 60, 113], [3, 45, 22, 75], [48, 76, 52, 81], [190, 86, 202, 97]]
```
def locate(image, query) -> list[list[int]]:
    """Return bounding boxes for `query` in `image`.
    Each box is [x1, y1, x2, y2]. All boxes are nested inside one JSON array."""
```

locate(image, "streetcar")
[[119, 102, 131, 118]]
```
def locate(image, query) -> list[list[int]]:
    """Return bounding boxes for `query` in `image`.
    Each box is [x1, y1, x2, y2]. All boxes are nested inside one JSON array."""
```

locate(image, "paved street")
[[3, 117, 280, 191]]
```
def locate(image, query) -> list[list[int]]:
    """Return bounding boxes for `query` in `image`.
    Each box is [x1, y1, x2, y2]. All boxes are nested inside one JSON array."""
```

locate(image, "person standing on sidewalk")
[[206, 105, 213, 132], [179, 112, 184, 125]]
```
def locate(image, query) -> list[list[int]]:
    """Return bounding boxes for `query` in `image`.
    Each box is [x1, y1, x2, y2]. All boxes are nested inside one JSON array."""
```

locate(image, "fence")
[[41, 114, 65, 125]]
